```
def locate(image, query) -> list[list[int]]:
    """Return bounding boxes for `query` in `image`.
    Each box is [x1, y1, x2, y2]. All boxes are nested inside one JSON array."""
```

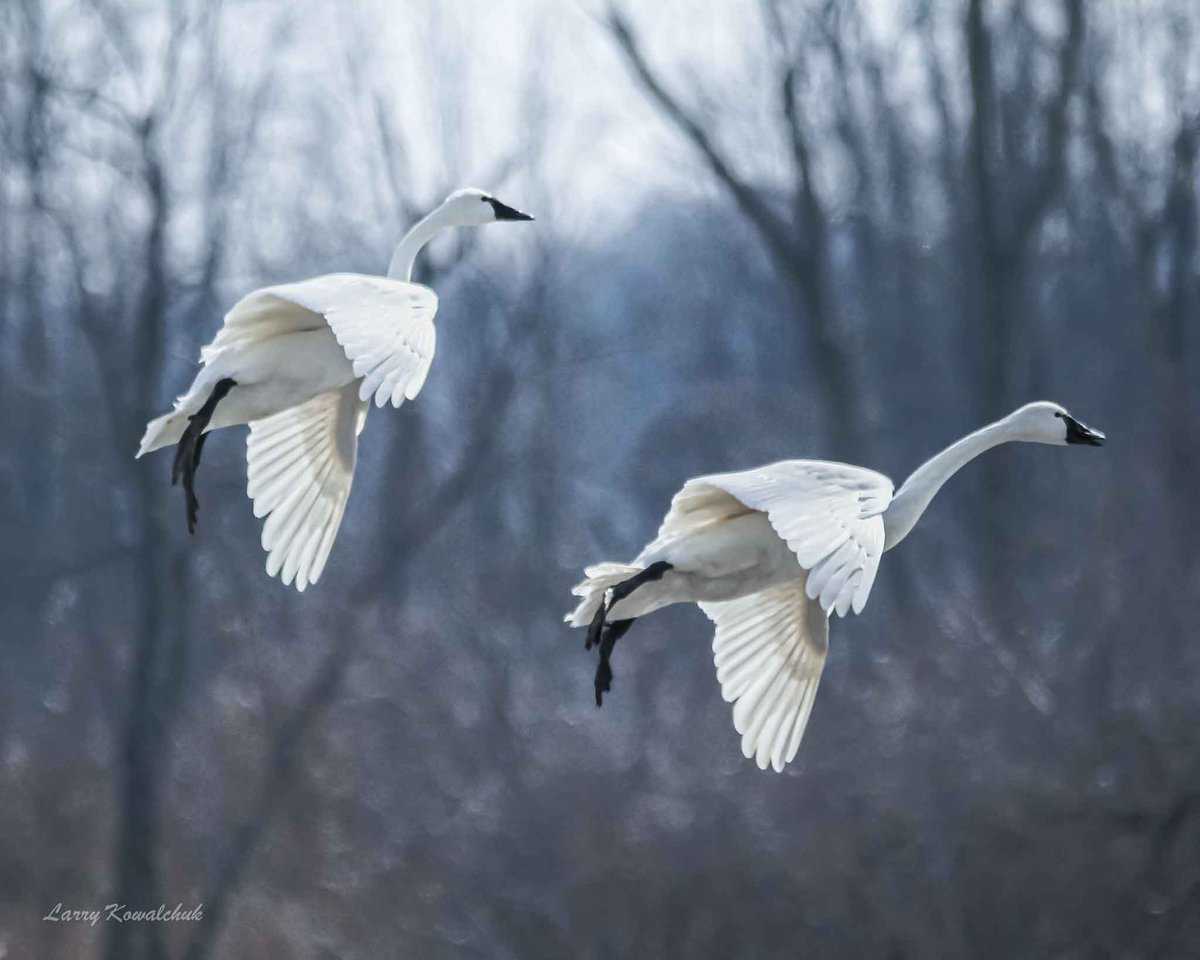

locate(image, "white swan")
[[566, 401, 1105, 772], [138, 188, 533, 590]]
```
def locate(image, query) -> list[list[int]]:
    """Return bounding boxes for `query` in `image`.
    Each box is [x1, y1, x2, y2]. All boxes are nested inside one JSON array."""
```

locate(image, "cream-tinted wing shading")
[[203, 273, 438, 409], [700, 579, 828, 772], [690, 461, 892, 617], [245, 383, 368, 591], [632, 481, 754, 567]]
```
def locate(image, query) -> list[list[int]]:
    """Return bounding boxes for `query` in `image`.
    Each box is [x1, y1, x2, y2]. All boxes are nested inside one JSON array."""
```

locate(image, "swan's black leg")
[[586, 560, 672, 706], [171, 378, 236, 534], [585, 560, 673, 649], [585, 599, 607, 652], [595, 619, 634, 707], [608, 561, 673, 608]]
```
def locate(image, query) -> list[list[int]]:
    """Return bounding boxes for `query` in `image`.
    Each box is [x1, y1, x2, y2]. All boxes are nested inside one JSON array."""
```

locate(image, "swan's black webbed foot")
[[594, 619, 633, 707], [588, 561, 672, 707], [586, 599, 607, 652], [171, 377, 236, 534]]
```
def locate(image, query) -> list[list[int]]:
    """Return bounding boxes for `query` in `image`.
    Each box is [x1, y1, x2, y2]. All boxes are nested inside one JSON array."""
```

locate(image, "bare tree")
[[965, 0, 1085, 411], [603, 2, 876, 459]]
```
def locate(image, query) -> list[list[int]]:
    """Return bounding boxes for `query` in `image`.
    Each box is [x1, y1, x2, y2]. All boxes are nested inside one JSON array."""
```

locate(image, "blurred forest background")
[[1, 0, 1198, 957]]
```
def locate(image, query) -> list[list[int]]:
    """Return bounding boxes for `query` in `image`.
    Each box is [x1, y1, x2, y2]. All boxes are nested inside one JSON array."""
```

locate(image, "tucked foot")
[[594, 618, 634, 708], [585, 562, 671, 707], [171, 377, 236, 534]]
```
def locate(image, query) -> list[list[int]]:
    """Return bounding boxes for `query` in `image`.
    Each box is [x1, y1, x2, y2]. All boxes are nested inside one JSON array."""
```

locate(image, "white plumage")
[[246, 383, 365, 591], [568, 401, 1105, 772], [665, 462, 891, 617], [702, 578, 828, 772], [137, 188, 532, 589], [204, 275, 438, 409]]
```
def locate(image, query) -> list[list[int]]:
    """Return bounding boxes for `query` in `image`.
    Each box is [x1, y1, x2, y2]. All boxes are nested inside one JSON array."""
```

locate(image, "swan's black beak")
[[488, 198, 534, 221], [1063, 414, 1106, 446]]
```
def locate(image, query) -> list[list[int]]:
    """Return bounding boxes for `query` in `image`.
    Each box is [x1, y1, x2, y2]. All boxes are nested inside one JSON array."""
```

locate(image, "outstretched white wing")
[[700, 579, 828, 772], [246, 383, 368, 591], [677, 460, 893, 617], [204, 272, 439, 409]]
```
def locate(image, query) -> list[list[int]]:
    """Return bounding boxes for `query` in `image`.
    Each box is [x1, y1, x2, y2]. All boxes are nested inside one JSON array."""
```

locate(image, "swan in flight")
[[137, 188, 533, 589], [566, 402, 1105, 772]]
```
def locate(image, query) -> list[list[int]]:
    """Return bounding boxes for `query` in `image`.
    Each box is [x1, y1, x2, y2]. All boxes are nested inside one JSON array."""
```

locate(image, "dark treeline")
[[1, 0, 1197, 957]]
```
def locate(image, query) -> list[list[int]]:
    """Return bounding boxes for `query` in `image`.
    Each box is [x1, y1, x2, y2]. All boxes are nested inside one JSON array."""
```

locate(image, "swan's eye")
[[481, 196, 493, 203], [1053, 412, 1063, 419]]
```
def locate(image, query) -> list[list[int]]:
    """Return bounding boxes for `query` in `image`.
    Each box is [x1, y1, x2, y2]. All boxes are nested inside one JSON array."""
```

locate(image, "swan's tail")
[[564, 562, 643, 627], [137, 409, 189, 457]]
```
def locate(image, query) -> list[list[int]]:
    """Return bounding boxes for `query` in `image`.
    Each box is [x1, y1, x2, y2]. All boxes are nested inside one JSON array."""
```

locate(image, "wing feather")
[[205, 273, 438, 409], [246, 383, 368, 591], [686, 460, 892, 617], [701, 579, 829, 772]]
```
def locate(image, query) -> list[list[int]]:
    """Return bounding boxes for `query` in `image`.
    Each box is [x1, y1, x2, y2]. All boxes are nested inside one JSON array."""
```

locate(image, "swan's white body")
[[567, 402, 1105, 772], [138, 188, 531, 590]]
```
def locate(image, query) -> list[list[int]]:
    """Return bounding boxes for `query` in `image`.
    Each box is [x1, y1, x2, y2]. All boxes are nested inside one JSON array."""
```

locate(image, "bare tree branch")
[[1011, 0, 1084, 247], [604, 9, 795, 265]]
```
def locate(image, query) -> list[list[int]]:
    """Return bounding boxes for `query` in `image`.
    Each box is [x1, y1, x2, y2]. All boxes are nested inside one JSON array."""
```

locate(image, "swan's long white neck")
[[882, 416, 1016, 551], [387, 204, 453, 281]]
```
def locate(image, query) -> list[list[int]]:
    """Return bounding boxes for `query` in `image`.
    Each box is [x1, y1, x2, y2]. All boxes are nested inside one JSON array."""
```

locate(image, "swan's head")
[[1006, 401, 1106, 446], [439, 187, 534, 226]]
